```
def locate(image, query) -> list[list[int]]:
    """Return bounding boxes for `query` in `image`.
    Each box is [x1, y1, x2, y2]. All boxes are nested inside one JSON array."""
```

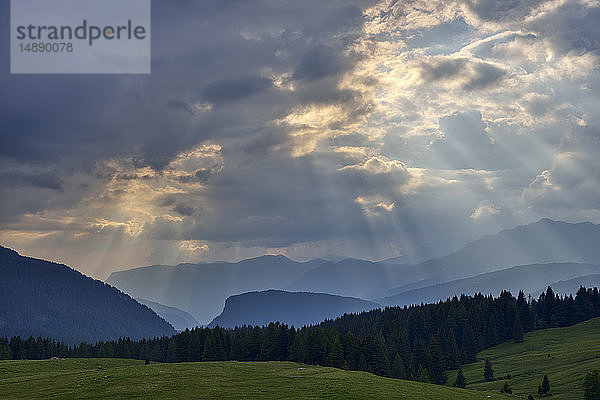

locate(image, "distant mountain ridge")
[[380, 219, 600, 297], [106, 255, 325, 324], [208, 290, 379, 329], [107, 219, 600, 324], [285, 258, 410, 299], [530, 274, 600, 298], [136, 298, 199, 331], [0, 246, 175, 344], [378, 263, 600, 306]]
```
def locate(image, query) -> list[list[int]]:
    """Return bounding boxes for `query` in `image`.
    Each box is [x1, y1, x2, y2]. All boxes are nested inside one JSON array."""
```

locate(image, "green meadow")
[[448, 317, 600, 399], [0, 358, 510, 400]]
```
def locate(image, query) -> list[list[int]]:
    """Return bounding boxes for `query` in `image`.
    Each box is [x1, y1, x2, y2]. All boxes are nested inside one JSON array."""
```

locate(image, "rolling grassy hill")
[[0, 358, 513, 400], [448, 317, 600, 399]]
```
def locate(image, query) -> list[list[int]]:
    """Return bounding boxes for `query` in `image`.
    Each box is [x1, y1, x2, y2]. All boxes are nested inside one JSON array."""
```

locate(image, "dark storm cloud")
[[0, 171, 63, 191], [0, 0, 379, 251], [0, 0, 374, 172], [173, 204, 195, 216], [418, 57, 506, 90], [3, 0, 600, 274], [201, 76, 273, 104], [294, 46, 355, 81]]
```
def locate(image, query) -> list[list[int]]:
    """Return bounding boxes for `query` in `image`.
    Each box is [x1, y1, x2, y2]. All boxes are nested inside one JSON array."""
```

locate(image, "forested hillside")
[[0, 246, 175, 344]]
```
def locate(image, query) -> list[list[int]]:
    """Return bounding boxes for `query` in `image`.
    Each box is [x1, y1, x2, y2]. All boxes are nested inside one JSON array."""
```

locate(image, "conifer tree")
[[326, 334, 344, 368], [453, 365, 467, 388], [484, 359, 494, 382], [500, 382, 512, 394], [461, 324, 477, 363], [0, 344, 10, 360], [288, 334, 307, 363], [538, 374, 551, 396], [417, 365, 430, 383], [513, 314, 524, 343], [583, 371, 600, 400], [358, 353, 367, 371], [445, 329, 460, 369], [344, 331, 360, 370], [202, 329, 226, 361], [427, 335, 447, 385], [391, 353, 407, 379], [517, 290, 534, 332]]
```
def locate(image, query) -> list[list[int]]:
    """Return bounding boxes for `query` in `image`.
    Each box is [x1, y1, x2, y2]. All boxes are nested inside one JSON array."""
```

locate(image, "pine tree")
[[344, 332, 360, 370], [538, 374, 551, 396], [0, 344, 11, 360], [445, 329, 460, 369], [326, 334, 344, 368], [453, 365, 466, 388], [500, 382, 512, 394], [513, 314, 524, 343], [583, 371, 600, 400], [358, 353, 367, 371], [517, 290, 534, 332], [229, 330, 246, 361], [416, 364, 430, 383], [288, 334, 306, 363], [202, 329, 226, 361], [461, 324, 477, 363], [391, 354, 407, 379], [484, 359, 494, 382], [452, 365, 467, 389], [427, 335, 447, 385]]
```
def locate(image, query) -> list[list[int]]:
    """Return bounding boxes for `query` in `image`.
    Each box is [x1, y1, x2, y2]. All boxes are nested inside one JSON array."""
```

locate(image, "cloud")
[[173, 204, 195, 216], [470, 200, 501, 219], [0, 171, 63, 191], [522, 126, 600, 216], [417, 56, 507, 90], [2, 0, 600, 277], [201, 75, 273, 104]]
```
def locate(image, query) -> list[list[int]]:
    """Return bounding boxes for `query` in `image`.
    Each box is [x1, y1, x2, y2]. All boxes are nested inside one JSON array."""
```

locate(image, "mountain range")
[[105, 218, 600, 328], [378, 262, 600, 306], [106, 255, 324, 324]]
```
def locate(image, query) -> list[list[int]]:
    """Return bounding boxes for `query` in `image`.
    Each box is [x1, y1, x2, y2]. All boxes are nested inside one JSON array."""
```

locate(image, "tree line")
[[2, 286, 600, 386]]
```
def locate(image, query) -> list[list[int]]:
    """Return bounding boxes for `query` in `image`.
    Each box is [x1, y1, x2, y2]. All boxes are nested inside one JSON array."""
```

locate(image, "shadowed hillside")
[[209, 290, 379, 328], [0, 246, 175, 344]]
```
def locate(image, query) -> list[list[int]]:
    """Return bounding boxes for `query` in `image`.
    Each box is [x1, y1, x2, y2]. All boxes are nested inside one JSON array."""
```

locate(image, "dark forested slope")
[[0, 246, 175, 344]]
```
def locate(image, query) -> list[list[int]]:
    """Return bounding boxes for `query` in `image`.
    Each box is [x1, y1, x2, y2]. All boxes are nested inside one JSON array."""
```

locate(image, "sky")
[[1, 0, 599, 279]]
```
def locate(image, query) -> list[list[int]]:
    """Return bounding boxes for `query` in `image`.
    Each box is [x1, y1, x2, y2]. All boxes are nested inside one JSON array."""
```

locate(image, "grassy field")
[[0, 358, 512, 400], [448, 317, 600, 399]]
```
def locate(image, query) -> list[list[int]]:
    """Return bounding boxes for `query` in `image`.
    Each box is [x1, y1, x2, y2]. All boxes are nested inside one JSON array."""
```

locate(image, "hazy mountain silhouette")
[[136, 298, 199, 331], [106, 255, 324, 324], [530, 274, 600, 298], [0, 246, 175, 344], [378, 263, 600, 306], [208, 290, 379, 329], [107, 219, 600, 322], [285, 258, 410, 299], [380, 219, 600, 297]]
